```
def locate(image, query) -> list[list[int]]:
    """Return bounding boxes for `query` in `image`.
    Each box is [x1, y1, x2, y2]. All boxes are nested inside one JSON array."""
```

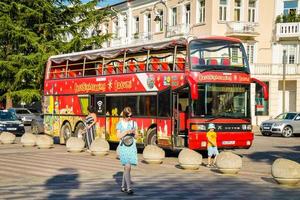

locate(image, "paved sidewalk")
[[0, 136, 299, 200]]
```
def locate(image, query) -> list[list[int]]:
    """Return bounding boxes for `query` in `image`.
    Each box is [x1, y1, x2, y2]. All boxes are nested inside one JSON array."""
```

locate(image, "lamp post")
[[153, 0, 168, 38], [282, 50, 287, 113]]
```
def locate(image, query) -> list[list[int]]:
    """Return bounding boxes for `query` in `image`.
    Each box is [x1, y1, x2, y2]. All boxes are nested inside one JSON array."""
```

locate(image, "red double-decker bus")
[[44, 36, 268, 150]]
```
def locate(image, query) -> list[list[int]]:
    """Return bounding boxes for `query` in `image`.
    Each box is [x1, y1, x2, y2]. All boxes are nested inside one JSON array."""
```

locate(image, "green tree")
[[0, 0, 113, 108]]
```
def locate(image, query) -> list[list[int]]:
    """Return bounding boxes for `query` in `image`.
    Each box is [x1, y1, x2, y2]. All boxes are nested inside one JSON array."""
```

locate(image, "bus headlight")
[[242, 124, 252, 130], [191, 124, 206, 131]]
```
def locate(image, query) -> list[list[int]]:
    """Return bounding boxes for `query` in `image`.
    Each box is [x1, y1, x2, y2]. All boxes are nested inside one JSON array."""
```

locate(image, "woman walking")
[[85, 105, 97, 150], [116, 107, 138, 195]]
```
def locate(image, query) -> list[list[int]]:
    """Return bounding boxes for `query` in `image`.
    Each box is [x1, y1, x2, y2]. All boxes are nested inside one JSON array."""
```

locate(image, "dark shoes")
[[121, 187, 127, 193], [127, 189, 134, 195], [121, 187, 134, 195]]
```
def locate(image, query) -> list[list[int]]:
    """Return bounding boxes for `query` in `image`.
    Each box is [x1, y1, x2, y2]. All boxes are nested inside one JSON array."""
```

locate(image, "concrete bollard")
[[216, 151, 242, 174], [36, 135, 54, 149], [90, 138, 110, 156], [20, 133, 37, 147], [66, 137, 85, 153], [271, 158, 300, 186], [0, 132, 16, 144], [178, 148, 202, 170], [143, 145, 165, 164]]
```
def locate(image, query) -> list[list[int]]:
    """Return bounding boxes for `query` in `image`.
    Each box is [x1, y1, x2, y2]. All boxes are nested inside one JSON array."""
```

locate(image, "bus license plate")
[[222, 141, 235, 145], [7, 128, 17, 130]]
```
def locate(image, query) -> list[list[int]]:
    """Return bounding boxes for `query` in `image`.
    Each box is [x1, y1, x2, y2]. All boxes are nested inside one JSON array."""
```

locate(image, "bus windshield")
[[191, 83, 250, 118], [189, 39, 249, 73]]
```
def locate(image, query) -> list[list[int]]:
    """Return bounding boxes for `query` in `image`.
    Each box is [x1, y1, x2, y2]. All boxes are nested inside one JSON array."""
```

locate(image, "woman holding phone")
[[116, 106, 138, 195]]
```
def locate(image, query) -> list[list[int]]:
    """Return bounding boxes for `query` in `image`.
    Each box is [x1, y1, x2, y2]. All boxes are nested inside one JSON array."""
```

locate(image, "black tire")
[[61, 122, 72, 142], [31, 120, 39, 135], [282, 126, 293, 138], [261, 131, 272, 136], [146, 128, 157, 146], [74, 122, 85, 138]]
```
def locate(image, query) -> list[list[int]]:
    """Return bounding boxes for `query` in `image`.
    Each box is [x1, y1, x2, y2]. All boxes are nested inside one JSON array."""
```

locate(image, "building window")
[[123, 17, 128, 38], [248, 0, 256, 22], [171, 7, 177, 26], [156, 10, 164, 32], [198, 0, 205, 23], [284, 45, 297, 64], [113, 20, 119, 38], [255, 82, 269, 116], [144, 13, 151, 39], [185, 4, 191, 25], [134, 17, 139, 34], [219, 0, 227, 21], [284, 0, 298, 15], [246, 44, 255, 64], [234, 0, 241, 21]]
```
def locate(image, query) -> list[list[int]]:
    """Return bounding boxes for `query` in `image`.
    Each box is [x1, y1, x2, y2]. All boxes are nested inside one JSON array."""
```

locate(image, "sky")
[[81, 0, 123, 7]]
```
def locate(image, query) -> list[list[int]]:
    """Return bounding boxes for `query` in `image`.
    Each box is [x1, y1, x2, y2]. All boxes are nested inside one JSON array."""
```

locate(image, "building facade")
[[102, 0, 300, 126]]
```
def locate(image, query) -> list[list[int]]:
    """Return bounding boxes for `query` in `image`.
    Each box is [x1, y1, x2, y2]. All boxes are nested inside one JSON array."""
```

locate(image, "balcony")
[[226, 21, 259, 38], [167, 24, 190, 37], [251, 64, 300, 75], [276, 22, 300, 40], [109, 32, 153, 47]]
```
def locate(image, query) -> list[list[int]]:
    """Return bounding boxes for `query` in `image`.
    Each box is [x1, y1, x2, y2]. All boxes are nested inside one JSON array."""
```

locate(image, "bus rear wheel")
[[147, 128, 157, 146], [61, 122, 72, 143]]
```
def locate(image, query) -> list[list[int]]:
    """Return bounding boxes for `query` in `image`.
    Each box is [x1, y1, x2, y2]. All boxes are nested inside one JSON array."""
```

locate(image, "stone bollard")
[[20, 133, 37, 147], [36, 135, 54, 149], [216, 151, 242, 174], [178, 148, 202, 170], [66, 137, 85, 153], [90, 138, 110, 156], [0, 132, 16, 144], [143, 145, 165, 164], [271, 158, 300, 186]]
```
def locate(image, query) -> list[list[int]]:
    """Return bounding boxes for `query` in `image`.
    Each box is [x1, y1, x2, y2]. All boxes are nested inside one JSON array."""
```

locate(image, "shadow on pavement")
[[45, 168, 80, 200], [71, 172, 300, 199], [246, 150, 300, 164]]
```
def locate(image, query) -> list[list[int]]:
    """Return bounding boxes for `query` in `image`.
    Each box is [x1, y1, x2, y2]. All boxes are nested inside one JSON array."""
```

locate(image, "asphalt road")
[[0, 132, 299, 200]]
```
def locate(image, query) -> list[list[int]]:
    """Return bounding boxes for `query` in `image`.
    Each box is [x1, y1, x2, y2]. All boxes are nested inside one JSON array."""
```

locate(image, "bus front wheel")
[[147, 128, 157, 146], [61, 122, 72, 143]]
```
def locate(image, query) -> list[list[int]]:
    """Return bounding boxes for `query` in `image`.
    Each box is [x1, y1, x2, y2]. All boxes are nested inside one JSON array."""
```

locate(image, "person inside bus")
[[85, 105, 97, 151], [116, 107, 138, 195]]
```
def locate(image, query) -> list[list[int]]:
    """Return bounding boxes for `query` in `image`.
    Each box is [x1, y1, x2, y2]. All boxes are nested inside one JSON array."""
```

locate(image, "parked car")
[[10, 108, 44, 134], [0, 109, 25, 136], [11, 108, 40, 125], [260, 112, 300, 137]]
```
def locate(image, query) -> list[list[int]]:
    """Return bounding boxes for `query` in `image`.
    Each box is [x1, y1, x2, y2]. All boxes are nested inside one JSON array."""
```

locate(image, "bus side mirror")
[[251, 78, 268, 100], [187, 75, 199, 100]]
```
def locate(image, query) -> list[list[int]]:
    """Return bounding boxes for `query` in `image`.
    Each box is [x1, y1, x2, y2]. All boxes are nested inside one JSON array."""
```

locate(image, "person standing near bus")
[[85, 105, 97, 150], [116, 107, 138, 195], [206, 123, 219, 167]]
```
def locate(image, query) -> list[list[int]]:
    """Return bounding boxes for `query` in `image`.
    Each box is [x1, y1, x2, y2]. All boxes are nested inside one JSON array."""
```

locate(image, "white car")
[[260, 112, 300, 137], [11, 108, 44, 134]]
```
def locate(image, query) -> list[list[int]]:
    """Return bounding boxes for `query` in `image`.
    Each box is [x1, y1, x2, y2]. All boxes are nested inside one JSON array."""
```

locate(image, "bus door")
[[157, 87, 172, 148], [172, 87, 189, 148], [94, 94, 106, 139]]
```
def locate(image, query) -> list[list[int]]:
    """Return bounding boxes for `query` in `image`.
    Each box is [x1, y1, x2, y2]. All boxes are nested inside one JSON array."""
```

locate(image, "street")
[[0, 133, 299, 200]]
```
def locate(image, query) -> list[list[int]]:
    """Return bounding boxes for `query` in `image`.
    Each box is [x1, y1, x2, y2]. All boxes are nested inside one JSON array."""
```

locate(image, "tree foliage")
[[0, 0, 113, 107]]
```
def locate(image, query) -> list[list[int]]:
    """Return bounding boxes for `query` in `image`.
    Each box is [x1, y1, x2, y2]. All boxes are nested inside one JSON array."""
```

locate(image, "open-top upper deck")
[[45, 36, 247, 80]]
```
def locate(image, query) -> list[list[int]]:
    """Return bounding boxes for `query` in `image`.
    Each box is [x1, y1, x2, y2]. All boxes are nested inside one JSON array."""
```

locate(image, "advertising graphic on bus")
[[44, 36, 268, 150]]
